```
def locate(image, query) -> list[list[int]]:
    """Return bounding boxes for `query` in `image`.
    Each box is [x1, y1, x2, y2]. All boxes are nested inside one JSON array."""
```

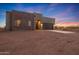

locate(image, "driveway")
[[0, 30, 79, 55]]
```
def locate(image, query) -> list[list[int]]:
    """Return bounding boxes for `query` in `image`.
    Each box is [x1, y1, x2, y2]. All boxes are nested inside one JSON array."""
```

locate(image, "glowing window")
[[28, 21, 31, 26], [16, 19, 21, 27]]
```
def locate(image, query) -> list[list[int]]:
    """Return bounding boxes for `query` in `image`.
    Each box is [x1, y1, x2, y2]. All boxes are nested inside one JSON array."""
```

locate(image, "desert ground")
[[0, 30, 79, 55]]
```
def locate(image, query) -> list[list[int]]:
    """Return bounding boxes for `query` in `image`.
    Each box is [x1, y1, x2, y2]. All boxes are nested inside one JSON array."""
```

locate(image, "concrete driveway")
[[48, 30, 76, 34]]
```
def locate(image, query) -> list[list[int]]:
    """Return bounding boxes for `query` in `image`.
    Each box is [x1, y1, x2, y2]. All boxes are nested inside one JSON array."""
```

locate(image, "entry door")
[[36, 20, 43, 30]]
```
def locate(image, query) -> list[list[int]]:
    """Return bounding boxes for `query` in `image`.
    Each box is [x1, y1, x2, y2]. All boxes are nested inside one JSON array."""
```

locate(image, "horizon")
[[0, 3, 79, 27]]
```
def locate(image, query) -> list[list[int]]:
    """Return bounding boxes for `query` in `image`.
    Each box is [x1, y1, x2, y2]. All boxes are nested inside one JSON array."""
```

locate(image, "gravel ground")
[[0, 30, 79, 55]]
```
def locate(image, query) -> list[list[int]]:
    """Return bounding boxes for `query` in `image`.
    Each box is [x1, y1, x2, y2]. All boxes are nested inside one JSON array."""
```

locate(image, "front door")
[[36, 20, 43, 30]]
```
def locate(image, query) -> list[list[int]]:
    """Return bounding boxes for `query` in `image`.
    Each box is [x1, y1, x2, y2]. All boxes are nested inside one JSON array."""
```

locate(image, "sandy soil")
[[0, 30, 79, 55]]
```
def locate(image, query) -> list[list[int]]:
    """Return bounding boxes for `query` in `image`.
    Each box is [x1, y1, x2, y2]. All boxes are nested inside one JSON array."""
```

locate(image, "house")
[[6, 10, 55, 31]]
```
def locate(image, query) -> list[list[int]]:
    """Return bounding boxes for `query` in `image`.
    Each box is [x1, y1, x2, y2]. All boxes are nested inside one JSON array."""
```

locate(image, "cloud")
[[53, 6, 74, 18], [43, 4, 59, 14], [49, 15, 78, 24], [19, 5, 46, 13], [48, 6, 78, 24]]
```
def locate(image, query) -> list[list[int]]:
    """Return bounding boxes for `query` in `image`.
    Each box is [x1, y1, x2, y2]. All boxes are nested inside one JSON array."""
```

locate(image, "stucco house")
[[6, 10, 55, 31]]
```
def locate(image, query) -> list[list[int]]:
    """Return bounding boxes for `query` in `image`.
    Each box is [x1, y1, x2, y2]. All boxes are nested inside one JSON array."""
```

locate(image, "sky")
[[0, 3, 79, 27]]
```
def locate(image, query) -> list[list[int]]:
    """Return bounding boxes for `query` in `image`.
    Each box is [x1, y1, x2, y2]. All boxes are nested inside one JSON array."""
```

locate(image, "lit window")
[[28, 21, 31, 26], [16, 19, 21, 27]]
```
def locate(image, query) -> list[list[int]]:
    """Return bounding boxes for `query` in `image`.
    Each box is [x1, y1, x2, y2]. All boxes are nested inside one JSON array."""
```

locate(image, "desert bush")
[[54, 26, 79, 31]]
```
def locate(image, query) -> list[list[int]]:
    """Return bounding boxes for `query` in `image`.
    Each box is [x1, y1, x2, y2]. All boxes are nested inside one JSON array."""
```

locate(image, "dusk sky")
[[0, 3, 79, 27]]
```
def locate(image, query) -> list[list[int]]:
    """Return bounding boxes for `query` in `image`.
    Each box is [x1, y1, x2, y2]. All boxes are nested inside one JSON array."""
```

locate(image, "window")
[[28, 20, 31, 26], [16, 19, 21, 27]]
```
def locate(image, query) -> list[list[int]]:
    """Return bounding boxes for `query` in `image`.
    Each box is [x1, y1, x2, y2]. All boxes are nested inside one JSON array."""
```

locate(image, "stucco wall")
[[6, 11, 35, 31], [6, 10, 55, 31]]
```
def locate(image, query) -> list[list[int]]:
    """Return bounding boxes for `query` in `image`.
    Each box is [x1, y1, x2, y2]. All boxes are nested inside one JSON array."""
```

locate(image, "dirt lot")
[[0, 30, 79, 55]]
